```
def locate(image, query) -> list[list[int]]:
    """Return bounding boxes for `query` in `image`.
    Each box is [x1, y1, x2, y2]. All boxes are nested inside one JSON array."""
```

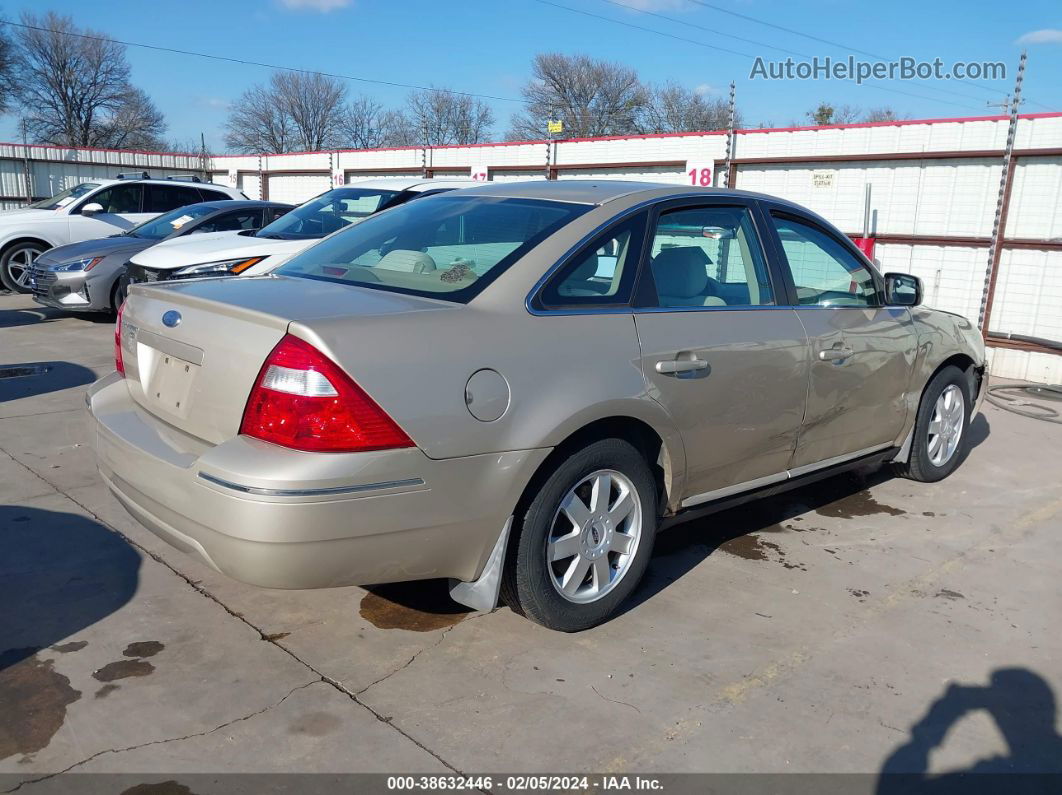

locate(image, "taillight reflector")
[[239, 335, 414, 453]]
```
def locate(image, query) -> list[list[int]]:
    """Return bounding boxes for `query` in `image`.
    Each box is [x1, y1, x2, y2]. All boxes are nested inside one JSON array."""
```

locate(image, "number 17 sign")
[[686, 161, 714, 187]]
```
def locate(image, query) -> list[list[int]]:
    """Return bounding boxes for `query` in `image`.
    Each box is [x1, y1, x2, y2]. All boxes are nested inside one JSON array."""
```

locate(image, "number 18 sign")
[[686, 161, 714, 187]]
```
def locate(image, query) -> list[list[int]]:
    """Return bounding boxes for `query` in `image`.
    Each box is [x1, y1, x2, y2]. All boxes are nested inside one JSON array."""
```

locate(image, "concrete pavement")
[[2, 291, 1060, 791]]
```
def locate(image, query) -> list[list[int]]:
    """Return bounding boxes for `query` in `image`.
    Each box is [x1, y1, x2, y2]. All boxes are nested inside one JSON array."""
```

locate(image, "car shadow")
[[622, 466, 898, 616], [0, 305, 112, 328], [0, 361, 98, 403], [0, 505, 141, 671], [876, 667, 1062, 793], [967, 413, 990, 450]]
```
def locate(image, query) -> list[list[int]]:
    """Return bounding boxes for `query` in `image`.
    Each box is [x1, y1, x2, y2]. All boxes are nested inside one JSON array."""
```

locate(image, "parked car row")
[[83, 179, 987, 632]]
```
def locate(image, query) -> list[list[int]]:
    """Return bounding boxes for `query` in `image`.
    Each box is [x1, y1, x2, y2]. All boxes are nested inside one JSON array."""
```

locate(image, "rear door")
[[763, 208, 917, 469], [632, 199, 809, 505]]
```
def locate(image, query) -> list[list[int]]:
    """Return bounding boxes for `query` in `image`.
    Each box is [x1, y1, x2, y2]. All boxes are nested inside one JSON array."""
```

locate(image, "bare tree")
[[224, 81, 294, 153], [274, 71, 346, 150], [224, 71, 346, 153], [336, 95, 417, 149], [13, 12, 166, 148], [405, 88, 494, 146], [507, 53, 646, 140], [91, 87, 167, 150], [0, 22, 17, 114], [863, 106, 909, 123], [806, 101, 861, 125], [640, 82, 739, 133]]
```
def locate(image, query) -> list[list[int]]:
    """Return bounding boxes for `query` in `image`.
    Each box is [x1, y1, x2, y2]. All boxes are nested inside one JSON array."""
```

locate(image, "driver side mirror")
[[884, 272, 922, 306], [81, 202, 104, 216]]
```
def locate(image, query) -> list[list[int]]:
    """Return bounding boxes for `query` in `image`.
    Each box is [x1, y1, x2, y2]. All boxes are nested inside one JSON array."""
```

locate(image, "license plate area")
[[137, 342, 200, 419]]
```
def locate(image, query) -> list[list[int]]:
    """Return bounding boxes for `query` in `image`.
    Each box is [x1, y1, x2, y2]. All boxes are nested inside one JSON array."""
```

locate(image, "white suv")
[[0, 173, 245, 292]]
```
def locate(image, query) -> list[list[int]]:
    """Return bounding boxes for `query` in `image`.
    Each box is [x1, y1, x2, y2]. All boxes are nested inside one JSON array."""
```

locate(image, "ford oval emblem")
[[162, 310, 181, 328]]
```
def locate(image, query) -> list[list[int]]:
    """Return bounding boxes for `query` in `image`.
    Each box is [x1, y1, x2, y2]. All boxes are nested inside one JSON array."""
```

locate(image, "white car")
[[0, 174, 245, 292], [124, 178, 480, 285]]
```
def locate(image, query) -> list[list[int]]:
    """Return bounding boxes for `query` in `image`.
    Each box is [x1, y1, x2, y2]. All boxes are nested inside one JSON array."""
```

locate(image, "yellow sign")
[[547, 120, 563, 134]]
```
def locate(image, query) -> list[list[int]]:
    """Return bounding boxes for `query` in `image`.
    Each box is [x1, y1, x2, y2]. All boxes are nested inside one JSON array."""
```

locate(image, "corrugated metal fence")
[[2, 113, 1060, 382]]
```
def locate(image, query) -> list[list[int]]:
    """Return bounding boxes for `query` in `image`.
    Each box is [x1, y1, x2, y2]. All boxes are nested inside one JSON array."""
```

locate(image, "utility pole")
[[723, 81, 736, 188], [199, 132, 209, 181], [20, 119, 33, 205], [978, 50, 1026, 332]]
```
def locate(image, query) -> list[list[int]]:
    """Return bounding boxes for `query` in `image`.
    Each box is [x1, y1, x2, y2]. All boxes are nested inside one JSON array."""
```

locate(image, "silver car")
[[30, 201, 292, 314], [88, 181, 986, 631]]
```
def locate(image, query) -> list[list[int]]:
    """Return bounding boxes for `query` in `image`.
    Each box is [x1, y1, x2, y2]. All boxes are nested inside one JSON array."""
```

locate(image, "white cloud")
[[1017, 28, 1062, 44], [197, 97, 232, 110], [694, 83, 718, 96], [279, 0, 352, 12]]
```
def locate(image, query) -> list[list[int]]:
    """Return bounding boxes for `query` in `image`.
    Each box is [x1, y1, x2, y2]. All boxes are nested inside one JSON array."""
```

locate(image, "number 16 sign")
[[686, 161, 714, 187]]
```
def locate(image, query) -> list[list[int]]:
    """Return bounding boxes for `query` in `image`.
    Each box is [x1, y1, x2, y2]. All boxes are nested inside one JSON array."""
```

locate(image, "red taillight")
[[114, 301, 126, 376], [239, 335, 414, 453]]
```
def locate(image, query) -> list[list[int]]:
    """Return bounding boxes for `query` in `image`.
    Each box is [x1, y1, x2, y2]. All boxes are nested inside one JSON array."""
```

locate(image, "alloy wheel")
[[927, 384, 965, 467], [546, 469, 642, 604]]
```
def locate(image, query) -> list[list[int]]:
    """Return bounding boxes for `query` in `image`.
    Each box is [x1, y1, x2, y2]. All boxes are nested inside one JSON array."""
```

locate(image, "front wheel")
[[1, 242, 46, 293], [501, 438, 657, 632], [895, 365, 972, 482]]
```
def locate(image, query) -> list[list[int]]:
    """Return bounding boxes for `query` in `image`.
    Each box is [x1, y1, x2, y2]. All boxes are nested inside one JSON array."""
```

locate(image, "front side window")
[[195, 211, 262, 233], [538, 213, 647, 308], [127, 203, 217, 240], [256, 188, 401, 240], [647, 205, 774, 308], [29, 182, 100, 210], [772, 215, 878, 307], [81, 184, 143, 214], [277, 196, 590, 302]]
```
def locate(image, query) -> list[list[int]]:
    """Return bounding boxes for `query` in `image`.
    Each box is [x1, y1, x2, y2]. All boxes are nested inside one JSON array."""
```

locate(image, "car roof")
[[186, 200, 293, 211], [443, 180, 794, 207], [344, 177, 479, 191], [76, 177, 243, 191]]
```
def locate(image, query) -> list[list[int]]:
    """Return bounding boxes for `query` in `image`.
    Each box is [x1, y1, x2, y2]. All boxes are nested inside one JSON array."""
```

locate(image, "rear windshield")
[[276, 196, 590, 302], [127, 203, 218, 240], [255, 187, 401, 240]]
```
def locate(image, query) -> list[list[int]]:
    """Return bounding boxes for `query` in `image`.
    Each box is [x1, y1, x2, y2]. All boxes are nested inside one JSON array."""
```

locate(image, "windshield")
[[29, 183, 100, 211], [126, 203, 218, 240], [255, 187, 401, 240], [276, 195, 590, 302]]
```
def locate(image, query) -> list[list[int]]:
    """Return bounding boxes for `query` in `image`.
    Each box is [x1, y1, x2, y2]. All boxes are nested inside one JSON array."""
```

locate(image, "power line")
[[598, 0, 996, 106], [533, 0, 984, 111], [1, 20, 526, 105]]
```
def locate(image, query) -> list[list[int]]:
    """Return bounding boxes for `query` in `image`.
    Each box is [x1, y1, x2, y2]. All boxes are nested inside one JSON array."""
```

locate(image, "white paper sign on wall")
[[812, 170, 836, 189], [470, 166, 489, 182], [686, 161, 714, 187], [332, 169, 345, 187]]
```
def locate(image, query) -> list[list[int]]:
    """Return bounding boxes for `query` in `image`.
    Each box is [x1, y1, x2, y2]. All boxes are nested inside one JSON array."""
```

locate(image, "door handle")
[[819, 346, 854, 361], [656, 358, 709, 375]]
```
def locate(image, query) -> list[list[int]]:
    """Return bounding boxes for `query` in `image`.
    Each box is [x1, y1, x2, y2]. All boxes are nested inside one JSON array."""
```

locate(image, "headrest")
[[569, 256, 599, 283], [375, 250, 437, 273], [652, 247, 711, 298]]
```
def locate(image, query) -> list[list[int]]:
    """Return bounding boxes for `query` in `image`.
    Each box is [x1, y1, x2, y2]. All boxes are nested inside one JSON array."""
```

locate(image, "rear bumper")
[[88, 372, 549, 589]]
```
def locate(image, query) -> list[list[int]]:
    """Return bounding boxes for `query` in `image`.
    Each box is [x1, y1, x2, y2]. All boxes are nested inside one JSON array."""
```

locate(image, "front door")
[[68, 183, 151, 241], [633, 201, 809, 505], [765, 211, 917, 469]]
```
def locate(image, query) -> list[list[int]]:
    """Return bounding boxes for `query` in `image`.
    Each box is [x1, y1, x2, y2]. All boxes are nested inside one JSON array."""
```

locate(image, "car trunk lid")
[[119, 275, 452, 445]]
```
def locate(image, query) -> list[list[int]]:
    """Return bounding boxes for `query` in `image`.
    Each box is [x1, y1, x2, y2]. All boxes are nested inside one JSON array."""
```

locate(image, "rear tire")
[[895, 365, 972, 483], [501, 438, 657, 632], [1, 242, 46, 294]]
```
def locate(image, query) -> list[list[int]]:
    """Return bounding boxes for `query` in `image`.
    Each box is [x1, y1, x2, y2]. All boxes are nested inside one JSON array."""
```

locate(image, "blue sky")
[[1, 0, 1060, 151]]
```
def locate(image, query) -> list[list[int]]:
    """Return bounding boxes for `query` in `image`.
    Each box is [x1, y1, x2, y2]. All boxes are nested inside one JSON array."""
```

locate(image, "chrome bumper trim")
[[196, 471, 424, 497]]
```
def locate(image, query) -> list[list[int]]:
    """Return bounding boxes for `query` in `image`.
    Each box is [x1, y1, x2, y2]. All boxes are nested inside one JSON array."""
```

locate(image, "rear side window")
[[144, 185, 202, 213], [538, 213, 647, 308], [197, 187, 233, 202], [647, 206, 774, 308], [771, 214, 878, 307], [277, 196, 590, 302]]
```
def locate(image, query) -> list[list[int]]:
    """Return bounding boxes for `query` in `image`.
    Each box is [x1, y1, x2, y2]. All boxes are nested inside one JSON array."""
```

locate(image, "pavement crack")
[[591, 685, 642, 714], [0, 447, 467, 777], [355, 624, 457, 696], [2, 680, 318, 792]]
